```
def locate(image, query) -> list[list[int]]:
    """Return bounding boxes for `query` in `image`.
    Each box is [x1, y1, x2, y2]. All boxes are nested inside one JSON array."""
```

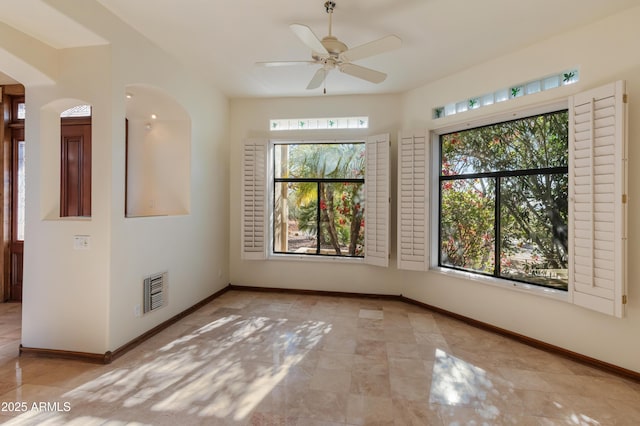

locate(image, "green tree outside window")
[[440, 110, 569, 289]]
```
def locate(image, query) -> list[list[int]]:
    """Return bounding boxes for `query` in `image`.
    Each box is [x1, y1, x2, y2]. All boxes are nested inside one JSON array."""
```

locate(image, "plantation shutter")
[[364, 134, 390, 267], [241, 138, 268, 260], [568, 81, 628, 317], [397, 131, 429, 271]]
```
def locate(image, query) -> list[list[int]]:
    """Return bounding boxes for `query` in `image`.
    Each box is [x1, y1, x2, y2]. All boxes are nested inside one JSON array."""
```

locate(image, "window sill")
[[269, 253, 365, 264], [46, 216, 92, 221], [429, 266, 568, 302]]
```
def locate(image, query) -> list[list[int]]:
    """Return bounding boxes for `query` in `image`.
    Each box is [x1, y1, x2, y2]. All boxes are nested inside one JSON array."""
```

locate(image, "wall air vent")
[[143, 272, 167, 314]]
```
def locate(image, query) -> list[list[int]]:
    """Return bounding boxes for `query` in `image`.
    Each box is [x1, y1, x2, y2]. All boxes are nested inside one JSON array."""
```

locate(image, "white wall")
[[400, 6, 640, 373], [83, 3, 230, 350], [230, 94, 403, 295], [229, 7, 640, 374], [4, 1, 230, 354], [21, 46, 113, 353]]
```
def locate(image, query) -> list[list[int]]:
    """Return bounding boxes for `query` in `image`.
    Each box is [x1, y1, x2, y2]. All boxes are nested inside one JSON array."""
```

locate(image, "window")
[[15, 138, 26, 241], [10, 96, 25, 121], [438, 110, 569, 290], [242, 135, 389, 266], [7, 96, 26, 240], [432, 69, 579, 119], [60, 104, 91, 118], [270, 116, 368, 131], [273, 142, 365, 257]]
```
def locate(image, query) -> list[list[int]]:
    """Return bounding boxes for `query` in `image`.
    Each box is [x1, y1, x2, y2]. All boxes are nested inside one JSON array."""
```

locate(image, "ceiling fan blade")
[[256, 61, 316, 67], [290, 23, 328, 54], [340, 35, 402, 63], [339, 63, 387, 84], [306, 68, 327, 90]]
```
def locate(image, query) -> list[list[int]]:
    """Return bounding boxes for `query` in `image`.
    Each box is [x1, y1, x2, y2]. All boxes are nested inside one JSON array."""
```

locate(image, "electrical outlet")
[[134, 304, 141, 318]]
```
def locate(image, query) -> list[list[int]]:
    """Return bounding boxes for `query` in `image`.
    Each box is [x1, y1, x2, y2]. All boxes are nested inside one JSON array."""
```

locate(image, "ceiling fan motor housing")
[[321, 36, 347, 55]]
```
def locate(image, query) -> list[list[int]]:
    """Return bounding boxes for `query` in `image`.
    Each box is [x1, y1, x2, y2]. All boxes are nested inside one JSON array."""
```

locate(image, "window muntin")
[[439, 110, 569, 290], [273, 142, 365, 257]]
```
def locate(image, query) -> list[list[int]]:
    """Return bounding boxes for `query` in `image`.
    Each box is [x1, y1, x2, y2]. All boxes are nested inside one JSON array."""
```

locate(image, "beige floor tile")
[[386, 342, 422, 360], [390, 374, 431, 402], [355, 339, 387, 360], [388, 357, 430, 379], [353, 354, 389, 376], [346, 394, 394, 425], [309, 368, 351, 394], [381, 312, 412, 330], [316, 350, 354, 371], [392, 398, 442, 426], [350, 371, 391, 397], [382, 328, 416, 344], [286, 389, 347, 423], [0, 291, 636, 424]]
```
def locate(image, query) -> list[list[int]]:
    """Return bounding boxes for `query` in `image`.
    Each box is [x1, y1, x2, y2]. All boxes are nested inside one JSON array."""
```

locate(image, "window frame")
[[270, 139, 367, 260], [437, 109, 569, 291], [429, 100, 570, 299]]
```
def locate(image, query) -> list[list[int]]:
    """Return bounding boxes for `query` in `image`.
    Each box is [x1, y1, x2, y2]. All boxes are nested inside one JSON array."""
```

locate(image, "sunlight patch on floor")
[[53, 313, 331, 422], [430, 348, 493, 407]]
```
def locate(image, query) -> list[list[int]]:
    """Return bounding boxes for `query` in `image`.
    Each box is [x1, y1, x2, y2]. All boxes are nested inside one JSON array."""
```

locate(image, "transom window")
[[438, 110, 569, 290], [273, 142, 365, 257], [60, 104, 92, 118], [270, 116, 368, 131]]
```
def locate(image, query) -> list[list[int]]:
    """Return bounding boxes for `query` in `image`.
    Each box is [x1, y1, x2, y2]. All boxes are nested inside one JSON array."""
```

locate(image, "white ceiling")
[[0, 72, 19, 86], [0, 0, 106, 49], [1, 0, 638, 98]]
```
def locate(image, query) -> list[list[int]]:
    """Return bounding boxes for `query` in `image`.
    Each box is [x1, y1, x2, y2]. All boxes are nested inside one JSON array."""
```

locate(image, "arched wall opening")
[[124, 84, 191, 217], [40, 98, 94, 220]]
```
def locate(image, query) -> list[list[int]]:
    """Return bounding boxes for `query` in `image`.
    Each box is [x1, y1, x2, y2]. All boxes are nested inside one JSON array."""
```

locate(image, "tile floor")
[[0, 291, 638, 425]]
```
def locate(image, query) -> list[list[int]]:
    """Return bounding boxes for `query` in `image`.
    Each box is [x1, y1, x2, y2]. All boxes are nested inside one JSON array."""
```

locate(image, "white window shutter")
[[241, 139, 268, 260], [397, 130, 429, 271], [364, 134, 390, 267], [568, 81, 628, 317]]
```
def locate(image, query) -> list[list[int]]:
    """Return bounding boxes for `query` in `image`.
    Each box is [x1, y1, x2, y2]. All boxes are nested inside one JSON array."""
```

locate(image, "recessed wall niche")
[[125, 84, 191, 217]]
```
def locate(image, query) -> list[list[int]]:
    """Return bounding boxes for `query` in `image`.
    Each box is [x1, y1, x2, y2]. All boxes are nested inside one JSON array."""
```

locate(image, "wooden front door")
[[9, 128, 25, 301], [60, 119, 91, 217]]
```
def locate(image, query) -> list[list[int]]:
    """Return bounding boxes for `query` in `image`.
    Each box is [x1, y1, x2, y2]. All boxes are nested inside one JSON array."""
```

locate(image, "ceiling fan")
[[257, 1, 402, 92]]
